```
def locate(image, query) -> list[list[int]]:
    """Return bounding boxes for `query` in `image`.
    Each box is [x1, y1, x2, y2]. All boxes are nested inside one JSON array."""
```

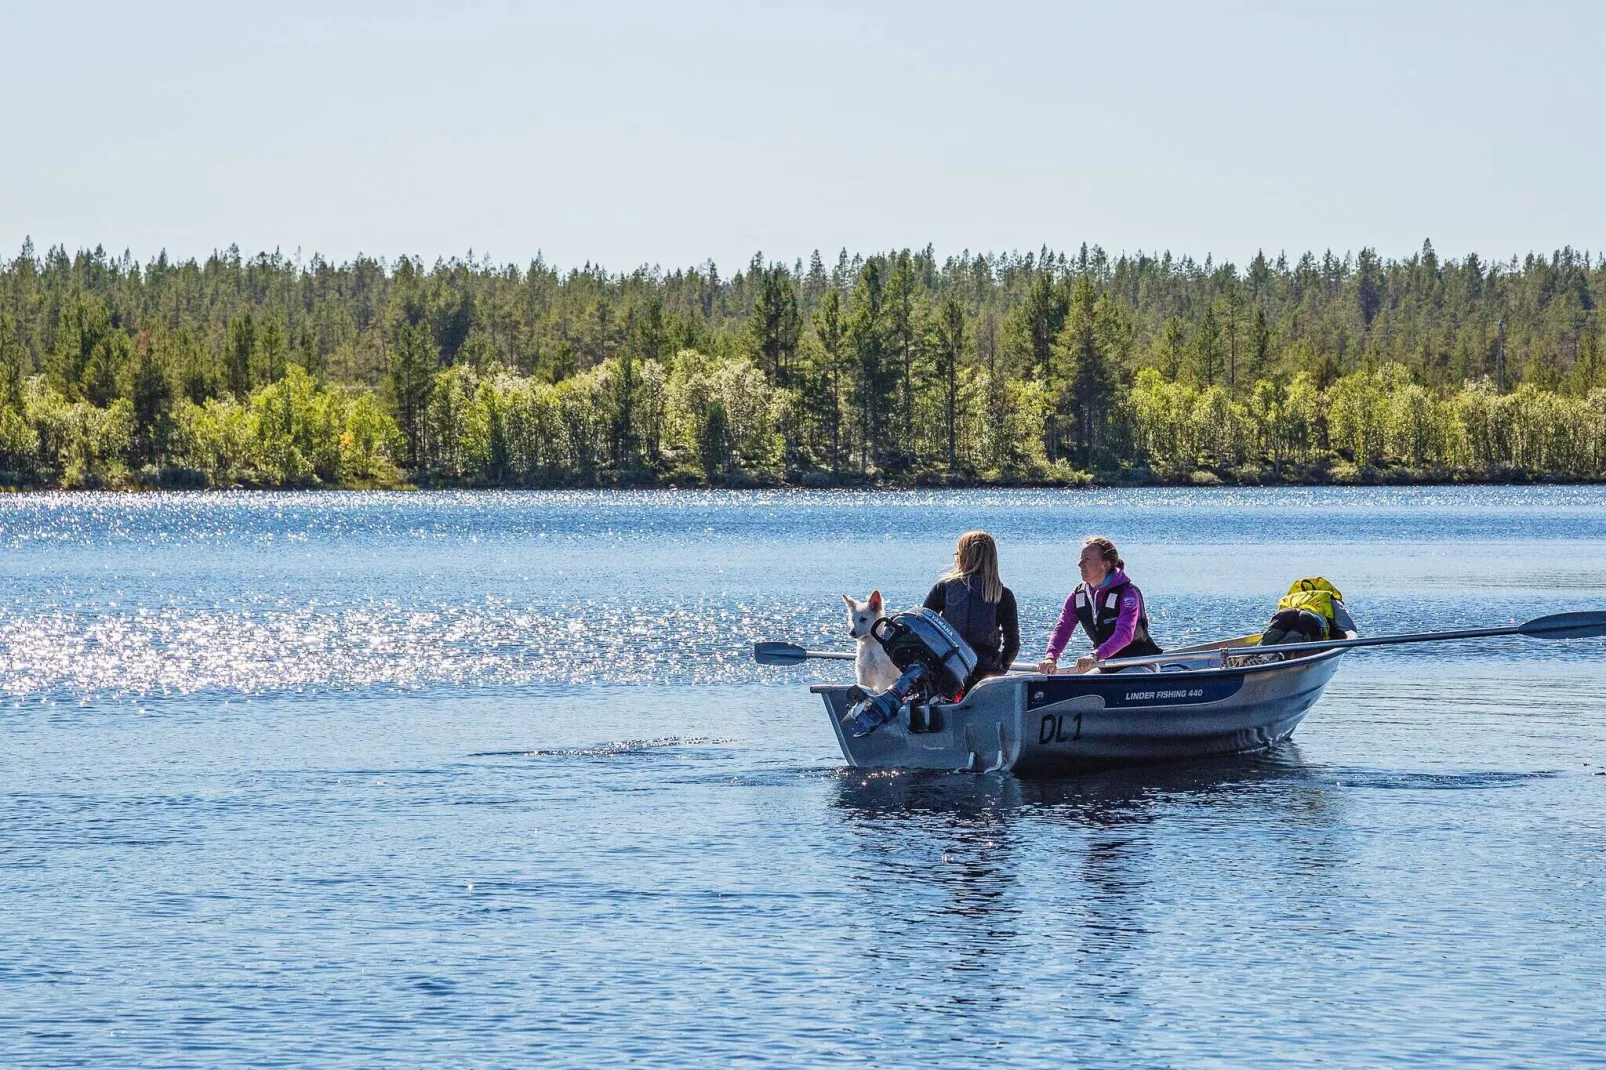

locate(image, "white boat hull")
[[812, 648, 1344, 776]]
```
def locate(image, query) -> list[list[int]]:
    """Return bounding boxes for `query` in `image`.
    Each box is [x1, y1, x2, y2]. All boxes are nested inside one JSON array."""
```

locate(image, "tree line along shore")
[[0, 239, 1602, 490]]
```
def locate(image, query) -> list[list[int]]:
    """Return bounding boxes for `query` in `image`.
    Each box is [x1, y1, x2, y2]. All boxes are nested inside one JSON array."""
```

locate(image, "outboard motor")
[[843, 608, 978, 737]]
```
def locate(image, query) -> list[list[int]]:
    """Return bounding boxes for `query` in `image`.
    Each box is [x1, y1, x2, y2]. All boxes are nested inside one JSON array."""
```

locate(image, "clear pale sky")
[[4, 0, 1601, 273]]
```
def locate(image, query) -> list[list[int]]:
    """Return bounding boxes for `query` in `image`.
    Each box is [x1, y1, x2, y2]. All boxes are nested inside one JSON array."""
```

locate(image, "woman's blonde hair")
[[1082, 535, 1124, 570], [941, 530, 1003, 603]]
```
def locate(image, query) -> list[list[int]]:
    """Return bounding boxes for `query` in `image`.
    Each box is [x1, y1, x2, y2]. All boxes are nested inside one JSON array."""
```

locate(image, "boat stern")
[[811, 680, 1025, 773]]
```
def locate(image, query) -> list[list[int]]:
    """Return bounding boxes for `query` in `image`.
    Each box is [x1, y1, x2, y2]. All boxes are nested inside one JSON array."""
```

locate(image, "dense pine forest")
[[0, 238, 1602, 489]]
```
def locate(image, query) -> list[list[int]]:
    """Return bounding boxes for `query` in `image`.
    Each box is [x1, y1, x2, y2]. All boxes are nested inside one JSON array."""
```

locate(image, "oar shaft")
[[794, 651, 1037, 669], [1223, 624, 1525, 659], [764, 611, 1604, 673], [1085, 612, 1605, 671], [1091, 624, 1526, 669], [757, 640, 1036, 672]]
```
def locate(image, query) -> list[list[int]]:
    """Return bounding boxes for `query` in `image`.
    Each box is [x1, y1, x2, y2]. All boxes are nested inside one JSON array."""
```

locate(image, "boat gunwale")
[[806, 645, 1345, 694]]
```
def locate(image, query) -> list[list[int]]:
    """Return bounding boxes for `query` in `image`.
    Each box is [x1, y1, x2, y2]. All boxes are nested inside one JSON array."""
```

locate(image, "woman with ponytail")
[[1038, 536, 1162, 674]]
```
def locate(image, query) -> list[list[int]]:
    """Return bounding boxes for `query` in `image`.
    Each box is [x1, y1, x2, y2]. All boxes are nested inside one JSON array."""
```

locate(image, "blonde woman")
[[922, 530, 1020, 687], [1038, 536, 1162, 674]]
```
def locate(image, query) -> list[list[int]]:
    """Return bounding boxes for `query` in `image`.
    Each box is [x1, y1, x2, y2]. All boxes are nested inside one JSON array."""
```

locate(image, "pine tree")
[[0, 307, 27, 411], [1246, 307, 1272, 382], [130, 331, 173, 466], [257, 316, 287, 385], [50, 291, 115, 400], [1156, 317, 1186, 380], [813, 290, 848, 476], [1220, 285, 1244, 389], [749, 264, 800, 386], [430, 277, 474, 364], [603, 299, 635, 471], [802, 250, 828, 314], [933, 296, 966, 473], [1247, 250, 1272, 298], [1357, 247, 1384, 328], [1055, 277, 1115, 466], [636, 296, 668, 366], [225, 311, 256, 399], [884, 253, 919, 459], [848, 259, 891, 472], [1012, 272, 1068, 380], [1192, 305, 1222, 388], [387, 322, 436, 467]]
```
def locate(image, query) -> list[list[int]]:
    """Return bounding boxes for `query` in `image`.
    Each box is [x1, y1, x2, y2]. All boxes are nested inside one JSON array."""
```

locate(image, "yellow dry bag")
[[1276, 577, 1344, 632]]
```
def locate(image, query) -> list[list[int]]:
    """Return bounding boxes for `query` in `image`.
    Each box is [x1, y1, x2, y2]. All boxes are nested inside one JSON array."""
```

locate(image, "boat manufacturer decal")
[[1027, 674, 1245, 711]]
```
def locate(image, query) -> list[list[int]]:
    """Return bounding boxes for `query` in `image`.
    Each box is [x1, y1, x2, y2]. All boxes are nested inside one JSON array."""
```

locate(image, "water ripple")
[[470, 737, 737, 759]]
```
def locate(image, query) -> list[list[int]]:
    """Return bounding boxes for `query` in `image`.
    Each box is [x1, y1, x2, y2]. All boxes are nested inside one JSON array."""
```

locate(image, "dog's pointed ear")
[[868, 590, 882, 610], [842, 593, 855, 608]]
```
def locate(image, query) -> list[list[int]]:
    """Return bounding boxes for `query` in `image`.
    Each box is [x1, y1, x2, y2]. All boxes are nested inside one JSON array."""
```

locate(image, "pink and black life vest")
[[1072, 579, 1162, 660]]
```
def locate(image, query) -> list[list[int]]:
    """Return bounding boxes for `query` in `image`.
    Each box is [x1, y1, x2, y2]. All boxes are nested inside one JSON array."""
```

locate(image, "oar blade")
[[1519, 611, 1606, 640], [753, 641, 809, 666]]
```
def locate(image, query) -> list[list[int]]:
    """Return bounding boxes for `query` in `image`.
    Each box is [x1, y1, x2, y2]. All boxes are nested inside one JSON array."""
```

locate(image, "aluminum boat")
[[811, 637, 1348, 776]]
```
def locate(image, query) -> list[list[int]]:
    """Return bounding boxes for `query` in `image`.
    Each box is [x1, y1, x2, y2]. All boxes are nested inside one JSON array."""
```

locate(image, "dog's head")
[[842, 591, 884, 639]]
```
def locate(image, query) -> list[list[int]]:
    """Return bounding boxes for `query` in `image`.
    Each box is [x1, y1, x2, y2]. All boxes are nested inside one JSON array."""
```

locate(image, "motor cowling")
[[843, 609, 979, 737], [872, 609, 977, 699]]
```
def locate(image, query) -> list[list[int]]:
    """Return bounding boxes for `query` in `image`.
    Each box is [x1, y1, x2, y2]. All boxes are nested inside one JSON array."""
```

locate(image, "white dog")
[[842, 591, 900, 691]]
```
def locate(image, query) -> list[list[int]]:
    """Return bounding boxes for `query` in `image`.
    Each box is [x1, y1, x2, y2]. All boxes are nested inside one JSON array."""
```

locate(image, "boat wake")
[[1315, 768, 1560, 790], [469, 736, 737, 760]]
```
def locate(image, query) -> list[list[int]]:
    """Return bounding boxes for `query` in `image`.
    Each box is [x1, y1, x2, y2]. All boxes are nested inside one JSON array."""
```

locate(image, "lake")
[[2, 488, 1604, 1067]]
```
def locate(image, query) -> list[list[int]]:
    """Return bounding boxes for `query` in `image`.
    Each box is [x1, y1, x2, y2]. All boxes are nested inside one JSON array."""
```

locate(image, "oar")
[[753, 641, 1037, 672], [753, 641, 856, 665], [1094, 610, 1606, 671]]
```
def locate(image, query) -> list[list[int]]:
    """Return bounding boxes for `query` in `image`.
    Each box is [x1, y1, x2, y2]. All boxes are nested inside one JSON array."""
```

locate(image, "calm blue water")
[[2, 488, 1604, 1067]]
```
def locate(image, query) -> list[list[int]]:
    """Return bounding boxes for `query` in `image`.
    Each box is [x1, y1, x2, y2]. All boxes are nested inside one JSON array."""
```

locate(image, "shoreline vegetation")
[[1, 239, 1603, 491]]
